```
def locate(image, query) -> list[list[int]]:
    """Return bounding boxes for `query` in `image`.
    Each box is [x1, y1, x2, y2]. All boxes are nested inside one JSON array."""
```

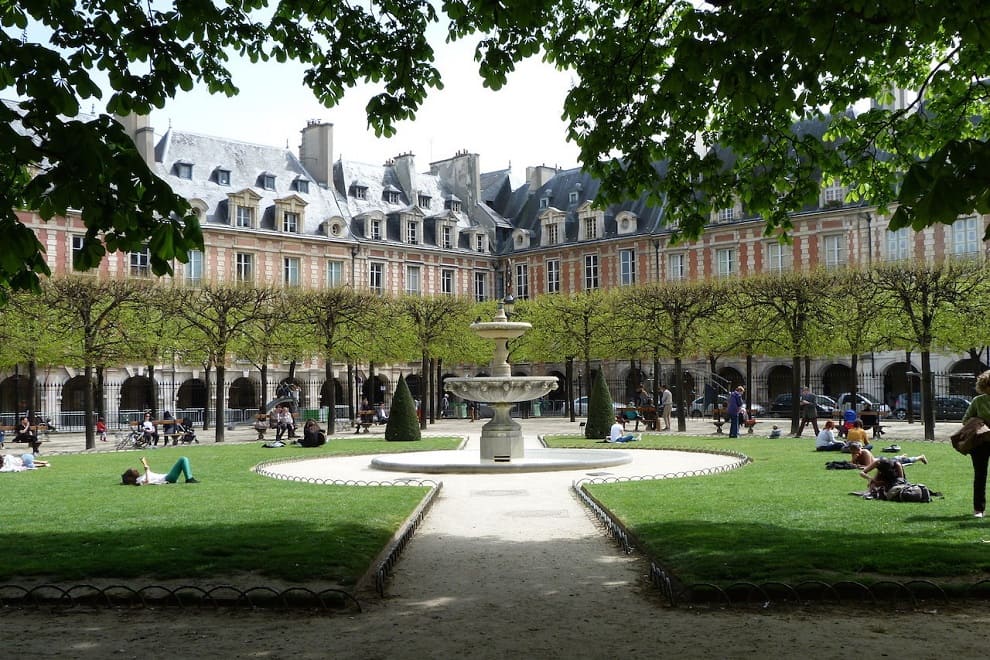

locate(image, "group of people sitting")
[[815, 419, 875, 452], [0, 417, 44, 454]]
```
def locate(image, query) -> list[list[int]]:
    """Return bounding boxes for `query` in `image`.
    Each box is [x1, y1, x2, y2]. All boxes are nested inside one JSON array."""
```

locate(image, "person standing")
[[660, 385, 673, 431], [726, 386, 745, 438], [962, 370, 990, 518], [795, 387, 821, 437]]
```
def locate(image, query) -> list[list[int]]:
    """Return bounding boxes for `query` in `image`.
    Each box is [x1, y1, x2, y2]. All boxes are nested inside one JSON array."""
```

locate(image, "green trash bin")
[[532, 401, 542, 417], [456, 402, 467, 419], [302, 408, 320, 421]]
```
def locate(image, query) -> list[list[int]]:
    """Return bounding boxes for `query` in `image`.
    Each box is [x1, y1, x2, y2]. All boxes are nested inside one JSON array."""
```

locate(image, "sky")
[[146, 36, 582, 186]]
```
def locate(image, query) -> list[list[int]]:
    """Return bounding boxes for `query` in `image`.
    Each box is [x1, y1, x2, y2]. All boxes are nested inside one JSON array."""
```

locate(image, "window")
[[474, 272, 487, 301], [369, 219, 382, 240], [546, 259, 560, 294], [294, 178, 309, 194], [418, 194, 431, 209], [441, 225, 453, 249], [766, 242, 787, 273], [176, 162, 193, 179], [441, 268, 454, 295], [446, 198, 462, 212], [129, 247, 151, 277], [235, 253, 254, 283], [953, 216, 980, 256], [667, 253, 685, 281], [326, 260, 343, 287], [406, 220, 419, 245], [282, 211, 299, 233], [71, 235, 84, 268], [584, 254, 599, 290], [539, 197, 550, 209], [475, 234, 486, 253], [350, 184, 368, 199], [515, 264, 529, 300], [885, 227, 911, 261], [715, 248, 736, 278], [185, 249, 203, 285], [261, 173, 276, 190], [546, 223, 559, 245], [583, 216, 597, 240], [619, 249, 635, 285], [384, 189, 400, 204], [282, 257, 300, 286], [568, 191, 579, 205], [369, 262, 384, 293], [716, 207, 735, 223], [406, 265, 421, 295], [215, 169, 230, 186], [823, 181, 846, 206], [823, 235, 845, 269], [235, 205, 254, 228]]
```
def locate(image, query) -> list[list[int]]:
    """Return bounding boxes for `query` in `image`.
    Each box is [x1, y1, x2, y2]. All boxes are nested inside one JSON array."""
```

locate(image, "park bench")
[[253, 414, 269, 441], [0, 424, 48, 448], [354, 409, 376, 434], [618, 406, 657, 431]]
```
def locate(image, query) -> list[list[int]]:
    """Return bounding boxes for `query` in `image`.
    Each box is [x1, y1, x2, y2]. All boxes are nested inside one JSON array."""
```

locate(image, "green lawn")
[[545, 434, 990, 590], [1, 437, 459, 586]]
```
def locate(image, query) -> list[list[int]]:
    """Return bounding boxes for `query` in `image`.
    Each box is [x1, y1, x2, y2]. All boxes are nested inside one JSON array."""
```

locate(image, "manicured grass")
[[546, 433, 990, 589], [0, 437, 460, 586]]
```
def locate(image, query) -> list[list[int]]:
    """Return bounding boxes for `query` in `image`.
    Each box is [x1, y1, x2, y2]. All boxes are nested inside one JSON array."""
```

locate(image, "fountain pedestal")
[[480, 402, 521, 461]]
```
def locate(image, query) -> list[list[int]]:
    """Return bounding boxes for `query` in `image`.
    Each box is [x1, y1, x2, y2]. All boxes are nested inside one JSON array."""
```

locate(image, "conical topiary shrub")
[[385, 375, 422, 442], [585, 370, 615, 439]]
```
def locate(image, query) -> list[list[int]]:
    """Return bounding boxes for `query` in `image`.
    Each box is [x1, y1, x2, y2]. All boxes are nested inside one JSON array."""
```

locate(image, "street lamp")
[[502, 293, 515, 318]]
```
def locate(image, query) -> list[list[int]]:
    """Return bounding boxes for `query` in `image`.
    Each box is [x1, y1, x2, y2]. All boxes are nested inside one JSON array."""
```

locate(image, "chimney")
[[114, 114, 155, 166], [392, 152, 417, 203], [526, 165, 557, 193], [299, 120, 334, 186]]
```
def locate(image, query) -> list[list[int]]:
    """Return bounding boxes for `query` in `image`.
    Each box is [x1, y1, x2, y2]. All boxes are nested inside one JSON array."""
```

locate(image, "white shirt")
[[142, 420, 156, 433], [815, 428, 837, 448], [661, 390, 673, 407], [609, 422, 625, 442], [139, 470, 168, 485]]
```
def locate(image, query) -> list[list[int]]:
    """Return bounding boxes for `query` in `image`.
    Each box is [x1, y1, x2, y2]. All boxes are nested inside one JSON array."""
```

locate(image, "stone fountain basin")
[[469, 321, 531, 341], [445, 376, 558, 403]]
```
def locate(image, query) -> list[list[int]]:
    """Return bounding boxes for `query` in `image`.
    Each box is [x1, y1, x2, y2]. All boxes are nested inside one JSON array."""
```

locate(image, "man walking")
[[660, 384, 673, 431], [795, 386, 820, 437]]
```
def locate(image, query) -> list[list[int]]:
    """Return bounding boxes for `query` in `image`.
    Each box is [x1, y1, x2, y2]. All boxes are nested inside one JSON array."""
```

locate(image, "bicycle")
[[114, 427, 153, 451]]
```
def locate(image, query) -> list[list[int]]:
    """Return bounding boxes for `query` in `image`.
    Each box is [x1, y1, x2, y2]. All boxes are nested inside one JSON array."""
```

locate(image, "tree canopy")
[[4, 0, 990, 299]]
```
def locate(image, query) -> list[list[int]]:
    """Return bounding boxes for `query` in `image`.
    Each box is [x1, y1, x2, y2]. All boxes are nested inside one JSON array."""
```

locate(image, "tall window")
[[406, 221, 419, 245], [619, 249, 635, 285], [369, 262, 384, 293], [716, 207, 735, 223], [282, 211, 299, 233], [475, 234, 486, 253], [583, 217, 597, 240], [235, 205, 253, 228], [823, 181, 846, 205], [129, 247, 151, 277], [766, 242, 786, 273], [515, 264, 529, 300], [441, 225, 453, 249], [326, 260, 343, 287], [71, 235, 84, 268], [823, 235, 845, 269], [667, 253, 685, 281], [953, 216, 980, 256], [370, 219, 382, 240], [569, 191, 579, 205], [283, 257, 300, 286], [185, 249, 204, 285], [235, 252, 254, 283], [441, 269, 454, 295], [406, 265, 421, 295], [715, 248, 736, 278], [418, 194, 431, 209], [584, 254, 599, 290], [546, 259, 560, 293], [546, 223, 559, 245], [474, 272, 487, 301], [885, 227, 911, 261]]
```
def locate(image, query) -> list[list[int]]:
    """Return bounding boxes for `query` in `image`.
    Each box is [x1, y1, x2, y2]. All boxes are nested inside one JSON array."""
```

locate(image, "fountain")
[[443, 305, 558, 461], [369, 302, 634, 473]]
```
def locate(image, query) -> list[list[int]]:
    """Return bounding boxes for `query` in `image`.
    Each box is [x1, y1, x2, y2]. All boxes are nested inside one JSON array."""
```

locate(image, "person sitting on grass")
[[299, 419, 327, 447], [607, 416, 637, 443], [768, 424, 782, 439], [815, 420, 845, 451], [0, 453, 51, 472], [859, 456, 904, 496], [844, 420, 873, 450], [121, 456, 198, 485]]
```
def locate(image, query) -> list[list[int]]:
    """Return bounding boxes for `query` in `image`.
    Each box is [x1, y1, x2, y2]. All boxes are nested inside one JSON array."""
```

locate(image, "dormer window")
[[282, 212, 299, 233], [274, 195, 307, 234], [445, 195, 462, 213], [406, 220, 419, 244], [214, 168, 231, 186], [568, 191, 579, 205], [350, 183, 368, 200], [539, 197, 550, 209], [259, 172, 276, 191], [383, 186, 401, 204], [369, 218, 382, 240], [822, 180, 847, 207], [716, 207, 735, 223], [475, 233, 486, 253], [293, 177, 310, 194], [440, 224, 453, 249], [235, 206, 254, 228], [227, 188, 262, 229], [418, 194, 431, 209], [175, 161, 193, 180]]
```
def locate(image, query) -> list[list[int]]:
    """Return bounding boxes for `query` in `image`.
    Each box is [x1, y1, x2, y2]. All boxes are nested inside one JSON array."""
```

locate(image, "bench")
[[743, 418, 760, 434], [0, 424, 48, 449], [618, 407, 657, 431], [354, 410, 376, 434], [253, 414, 269, 441]]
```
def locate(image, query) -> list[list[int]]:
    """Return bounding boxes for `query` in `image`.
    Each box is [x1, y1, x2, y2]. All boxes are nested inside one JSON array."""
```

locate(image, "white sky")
[[148, 36, 581, 186]]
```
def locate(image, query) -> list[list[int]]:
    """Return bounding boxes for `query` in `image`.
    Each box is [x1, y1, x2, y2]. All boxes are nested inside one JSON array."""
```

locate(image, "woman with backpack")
[[962, 370, 990, 518]]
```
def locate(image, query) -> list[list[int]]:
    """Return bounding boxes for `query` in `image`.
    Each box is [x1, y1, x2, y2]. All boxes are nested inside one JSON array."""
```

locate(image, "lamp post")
[[578, 370, 584, 415]]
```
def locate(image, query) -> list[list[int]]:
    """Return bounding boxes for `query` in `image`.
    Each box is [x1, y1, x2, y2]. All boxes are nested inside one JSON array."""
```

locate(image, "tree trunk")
[[84, 364, 95, 450], [326, 357, 336, 435], [850, 353, 859, 403], [214, 364, 226, 442], [906, 350, 915, 423], [791, 354, 802, 434], [566, 357, 575, 421], [202, 363, 212, 431], [420, 353, 429, 430], [921, 350, 935, 441], [259, 363, 268, 414], [28, 360, 37, 422], [287, 359, 297, 382], [148, 364, 158, 418], [674, 355, 686, 431], [745, 352, 753, 417], [347, 362, 355, 421]]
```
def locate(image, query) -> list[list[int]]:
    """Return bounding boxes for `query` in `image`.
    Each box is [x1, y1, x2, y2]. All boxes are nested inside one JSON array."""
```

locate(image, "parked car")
[[892, 392, 972, 420], [572, 397, 625, 416], [833, 392, 890, 416], [689, 395, 765, 418], [769, 393, 836, 417]]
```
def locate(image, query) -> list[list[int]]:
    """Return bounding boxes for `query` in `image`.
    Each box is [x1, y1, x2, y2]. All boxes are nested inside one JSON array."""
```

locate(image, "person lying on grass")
[[121, 456, 199, 485], [0, 453, 51, 472], [849, 442, 927, 469]]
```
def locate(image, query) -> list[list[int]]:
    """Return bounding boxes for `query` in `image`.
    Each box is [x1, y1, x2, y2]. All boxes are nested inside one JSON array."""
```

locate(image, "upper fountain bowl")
[[470, 320, 532, 341], [445, 376, 558, 403]]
